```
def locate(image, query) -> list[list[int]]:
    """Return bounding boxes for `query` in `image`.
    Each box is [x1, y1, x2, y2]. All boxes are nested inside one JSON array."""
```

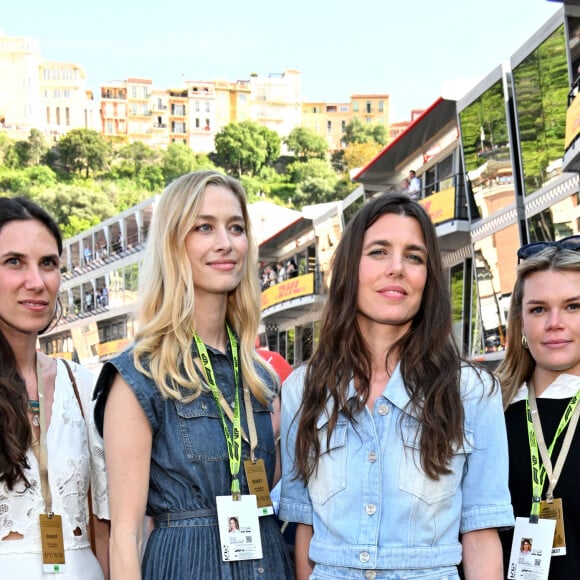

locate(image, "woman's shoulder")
[[280, 365, 307, 409], [56, 358, 95, 384], [459, 362, 498, 399]]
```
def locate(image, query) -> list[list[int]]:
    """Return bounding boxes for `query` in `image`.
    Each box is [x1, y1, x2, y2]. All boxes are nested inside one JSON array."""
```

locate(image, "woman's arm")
[[295, 523, 314, 580], [103, 375, 152, 580], [271, 395, 281, 486], [461, 528, 503, 580], [92, 516, 111, 579]]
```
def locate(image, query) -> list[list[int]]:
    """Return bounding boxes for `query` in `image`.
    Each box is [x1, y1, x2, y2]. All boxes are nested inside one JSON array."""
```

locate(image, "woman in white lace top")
[[0, 197, 110, 579]]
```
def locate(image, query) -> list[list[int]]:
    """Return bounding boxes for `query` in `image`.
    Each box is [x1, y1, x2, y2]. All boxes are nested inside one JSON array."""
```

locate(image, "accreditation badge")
[[539, 498, 566, 556], [244, 458, 274, 516], [39, 514, 66, 573], [507, 517, 556, 580], [216, 494, 263, 562]]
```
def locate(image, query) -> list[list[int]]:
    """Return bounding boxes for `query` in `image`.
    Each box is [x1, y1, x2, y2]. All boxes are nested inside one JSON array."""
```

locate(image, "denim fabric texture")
[[279, 363, 514, 578], [94, 341, 293, 579]]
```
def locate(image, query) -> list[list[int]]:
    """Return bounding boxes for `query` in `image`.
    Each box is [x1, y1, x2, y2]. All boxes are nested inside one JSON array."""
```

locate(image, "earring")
[[521, 334, 528, 349]]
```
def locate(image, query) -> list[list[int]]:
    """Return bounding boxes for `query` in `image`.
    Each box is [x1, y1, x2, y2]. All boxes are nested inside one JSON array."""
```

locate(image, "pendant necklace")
[[29, 399, 40, 426]]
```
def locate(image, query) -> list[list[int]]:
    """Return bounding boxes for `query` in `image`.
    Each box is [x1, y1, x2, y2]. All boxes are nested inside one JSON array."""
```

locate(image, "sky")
[[3, 0, 562, 122]]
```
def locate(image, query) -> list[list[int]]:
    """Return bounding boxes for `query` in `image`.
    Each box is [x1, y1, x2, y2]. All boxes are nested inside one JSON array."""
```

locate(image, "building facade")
[[0, 33, 97, 139]]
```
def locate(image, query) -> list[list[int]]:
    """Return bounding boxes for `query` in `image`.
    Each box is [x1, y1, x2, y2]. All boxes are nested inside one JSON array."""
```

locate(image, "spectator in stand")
[[276, 262, 286, 284], [268, 264, 277, 287], [408, 170, 421, 200], [84, 245, 93, 265], [286, 259, 298, 279]]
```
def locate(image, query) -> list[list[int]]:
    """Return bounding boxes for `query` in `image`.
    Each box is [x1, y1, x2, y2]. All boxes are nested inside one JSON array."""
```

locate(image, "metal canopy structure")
[[353, 98, 457, 187]]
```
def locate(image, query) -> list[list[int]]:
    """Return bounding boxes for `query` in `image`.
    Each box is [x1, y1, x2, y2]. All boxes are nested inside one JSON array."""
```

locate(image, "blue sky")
[[3, 0, 560, 121]]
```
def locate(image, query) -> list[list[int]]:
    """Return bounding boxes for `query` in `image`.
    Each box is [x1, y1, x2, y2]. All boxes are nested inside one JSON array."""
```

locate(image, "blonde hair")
[[497, 246, 580, 408], [133, 170, 275, 403]]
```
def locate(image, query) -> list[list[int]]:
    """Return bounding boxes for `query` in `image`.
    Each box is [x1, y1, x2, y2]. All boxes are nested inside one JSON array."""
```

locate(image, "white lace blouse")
[[0, 359, 109, 554]]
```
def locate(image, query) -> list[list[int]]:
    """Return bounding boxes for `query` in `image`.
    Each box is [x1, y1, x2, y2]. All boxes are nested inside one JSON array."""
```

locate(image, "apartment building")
[[301, 93, 390, 151], [301, 101, 351, 150], [0, 33, 96, 139]]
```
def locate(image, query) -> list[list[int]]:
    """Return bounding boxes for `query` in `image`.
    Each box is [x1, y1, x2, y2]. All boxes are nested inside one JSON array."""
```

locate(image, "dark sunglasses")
[[517, 235, 580, 263]]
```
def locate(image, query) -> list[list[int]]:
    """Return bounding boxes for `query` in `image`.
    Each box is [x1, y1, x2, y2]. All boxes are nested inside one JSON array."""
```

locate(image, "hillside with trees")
[[0, 120, 387, 236]]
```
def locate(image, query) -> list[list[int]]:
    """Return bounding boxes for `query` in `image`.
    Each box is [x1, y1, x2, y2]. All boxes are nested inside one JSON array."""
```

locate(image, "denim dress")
[[94, 342, 293, 580], [280, 363, 514, 579]]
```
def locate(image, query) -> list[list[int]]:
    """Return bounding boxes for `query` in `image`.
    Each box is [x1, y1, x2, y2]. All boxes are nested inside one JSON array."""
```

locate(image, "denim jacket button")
[[359, 551, 370, 563], [364, 571, 377, 579], [368, 451, 377, 463], [365, 503, 377, 515], [378, 404, 389, 416]]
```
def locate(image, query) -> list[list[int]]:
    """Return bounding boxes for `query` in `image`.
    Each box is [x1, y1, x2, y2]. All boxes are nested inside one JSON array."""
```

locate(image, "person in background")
[[408, 170, 421, 200], [94, 171, 293, 579], [280, 193, 513, 580], [286, 259, 298, 279], [0, 197, 109, 579], [497, 237, 580, 579], [276, 261, 286, 284]]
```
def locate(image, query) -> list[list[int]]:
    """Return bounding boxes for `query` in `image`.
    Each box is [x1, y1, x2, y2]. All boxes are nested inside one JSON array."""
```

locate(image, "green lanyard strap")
[[193, 325, 242, 499], [525, 383, 580, 522]]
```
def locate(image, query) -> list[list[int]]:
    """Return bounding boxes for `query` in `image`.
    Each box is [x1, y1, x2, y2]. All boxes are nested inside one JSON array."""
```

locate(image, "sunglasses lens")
[[560, 236, 580, 251], [517, 242, 549, 261], [517, 235, 580, 262]]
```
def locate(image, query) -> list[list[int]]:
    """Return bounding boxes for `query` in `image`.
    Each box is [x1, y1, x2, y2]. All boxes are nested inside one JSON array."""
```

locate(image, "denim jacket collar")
[[315, 363, 420, 429]]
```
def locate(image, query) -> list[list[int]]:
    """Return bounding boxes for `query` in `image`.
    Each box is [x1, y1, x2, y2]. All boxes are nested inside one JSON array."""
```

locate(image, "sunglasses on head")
[[517, 235, 580, 263]]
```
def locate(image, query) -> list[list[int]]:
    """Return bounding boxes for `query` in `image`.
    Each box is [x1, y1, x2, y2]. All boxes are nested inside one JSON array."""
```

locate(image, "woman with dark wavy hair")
[[280, 193, 514, 579], [0, 197, 109, 578]]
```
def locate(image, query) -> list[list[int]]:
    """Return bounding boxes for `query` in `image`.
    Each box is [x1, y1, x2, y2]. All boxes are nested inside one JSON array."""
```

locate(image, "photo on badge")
[[216, 494, 263, 562]]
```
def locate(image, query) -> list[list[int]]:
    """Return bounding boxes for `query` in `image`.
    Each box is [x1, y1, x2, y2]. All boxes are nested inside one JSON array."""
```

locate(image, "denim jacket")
[[279, 363, 514, 576]]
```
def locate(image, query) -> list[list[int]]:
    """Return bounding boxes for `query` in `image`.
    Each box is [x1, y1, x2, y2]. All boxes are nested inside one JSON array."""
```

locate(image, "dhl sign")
[[419, 187, 455, 225], [261, 273, 314, 310]]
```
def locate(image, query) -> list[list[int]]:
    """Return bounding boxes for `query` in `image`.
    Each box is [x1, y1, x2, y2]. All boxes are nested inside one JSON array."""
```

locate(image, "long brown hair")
[[0, 197, 62, 490], [294, 193, 466, 481]]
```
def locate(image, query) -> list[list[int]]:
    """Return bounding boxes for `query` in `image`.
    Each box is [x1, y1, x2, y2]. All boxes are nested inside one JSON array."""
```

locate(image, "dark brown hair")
[[0, 197, 62, 490], [294, 193, 466, 481]]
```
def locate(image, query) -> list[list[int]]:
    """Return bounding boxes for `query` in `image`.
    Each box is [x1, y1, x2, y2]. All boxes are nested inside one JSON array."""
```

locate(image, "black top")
[[500, 396, 580, 579]]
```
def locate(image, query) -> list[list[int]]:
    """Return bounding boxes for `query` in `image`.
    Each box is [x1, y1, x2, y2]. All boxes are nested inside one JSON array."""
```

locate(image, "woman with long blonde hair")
[[94, 171, 293, 579]]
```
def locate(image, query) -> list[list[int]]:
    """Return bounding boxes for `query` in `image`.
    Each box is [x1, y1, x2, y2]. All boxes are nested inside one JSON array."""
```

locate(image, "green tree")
[[284, 127, 328, 161], [287, 158, 338, 207], [25, 165, 58, 188], [0, 168, 31, 193], [56, 129, 111, 178], [343, 142, 381, 172], [116, 141, 159, 177], [343, 118, 388, 146], [258, 125, 281, 163], [34, 183, 117, 236], [161, 143, 216, 184], [214, 121, 280, 176], [0, 133, 19, 168], [13, 129, 50, 167]]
